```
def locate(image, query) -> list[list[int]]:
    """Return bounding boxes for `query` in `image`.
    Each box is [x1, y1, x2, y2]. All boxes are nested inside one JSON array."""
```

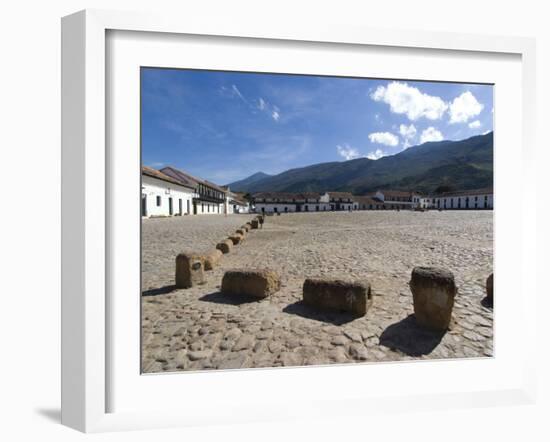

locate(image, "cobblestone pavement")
[[141, 211, 493, 373]]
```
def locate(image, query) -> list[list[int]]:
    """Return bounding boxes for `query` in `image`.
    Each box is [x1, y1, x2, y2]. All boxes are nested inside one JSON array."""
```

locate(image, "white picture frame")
[[61, 9, 538, 433]]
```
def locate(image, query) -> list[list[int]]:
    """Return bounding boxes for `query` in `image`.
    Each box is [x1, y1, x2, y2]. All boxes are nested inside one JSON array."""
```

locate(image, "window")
[[156, 195, 161, 206]]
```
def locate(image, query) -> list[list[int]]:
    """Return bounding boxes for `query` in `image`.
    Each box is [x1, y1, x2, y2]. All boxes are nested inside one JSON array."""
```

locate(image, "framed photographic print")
[[61, 9, 537, 433]]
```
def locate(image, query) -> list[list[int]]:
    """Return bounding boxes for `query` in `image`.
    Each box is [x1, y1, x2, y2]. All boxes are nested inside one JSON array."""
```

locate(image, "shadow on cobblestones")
[[282, 300, 358, 325], [379, 314, 446, 356], [199, 291, 265, 305], [142, 285, 177, 297]]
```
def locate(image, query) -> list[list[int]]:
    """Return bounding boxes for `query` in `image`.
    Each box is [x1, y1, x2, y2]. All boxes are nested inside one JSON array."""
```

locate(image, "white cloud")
[[230, 84, 248, 104], [370, 81, 448, 121], [366, 148, 387, 160], [468, 120, 481, 129], [258, 97, 266, 110], [420, 127, 444, 143], [224, 88, 281, 122], [399, 123, 417, 139], [337, 144, 360, 160], [449, 91, 484, 124], [368, 131, 399, 146]]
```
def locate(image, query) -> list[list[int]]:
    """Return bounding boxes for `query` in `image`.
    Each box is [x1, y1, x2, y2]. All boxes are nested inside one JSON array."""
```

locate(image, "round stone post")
[[410, 267, 457, 330], [175, 252, 205, 289]]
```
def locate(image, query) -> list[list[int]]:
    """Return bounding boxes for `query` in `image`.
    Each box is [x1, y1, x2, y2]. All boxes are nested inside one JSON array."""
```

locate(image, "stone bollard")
[[410, 267, 457, 331], [302, 278, 372, 317], [486, 273, 493, 302], [221, 269, 281, 299], [244, 222, 252, 230], [216, 239, 233, 254], [203, 249, 223, 271], [175, 252, 205, 289], [228, 233, 244, 245], [240, 224, 249, 233], [251, 219, 259, 229], [236, 228, 246, 236]]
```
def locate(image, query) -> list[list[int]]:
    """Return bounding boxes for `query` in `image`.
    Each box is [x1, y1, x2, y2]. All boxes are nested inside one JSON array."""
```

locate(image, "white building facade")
[[161, 166, 228, 215], [253, 192, 331, 213], [374, 190, 421, 210], [326, 192, 356, 211], [430, 189, 493, 210], [141, 167, 197, 217]]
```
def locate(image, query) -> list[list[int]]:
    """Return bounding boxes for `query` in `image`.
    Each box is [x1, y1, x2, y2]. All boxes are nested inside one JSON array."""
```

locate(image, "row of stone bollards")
[[175, 213, 492, 332], [217, 267, 493, 331], [175, 215, 265, 289]]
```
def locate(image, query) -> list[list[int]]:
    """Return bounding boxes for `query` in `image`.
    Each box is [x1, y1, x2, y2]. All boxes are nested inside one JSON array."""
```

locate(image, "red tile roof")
[[435, 188, 493, 197], [142, 166, 194, 188]]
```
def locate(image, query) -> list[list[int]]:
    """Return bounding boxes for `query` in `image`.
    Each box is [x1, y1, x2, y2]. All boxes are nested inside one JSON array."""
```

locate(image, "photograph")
[[140, 67, 494, 373]]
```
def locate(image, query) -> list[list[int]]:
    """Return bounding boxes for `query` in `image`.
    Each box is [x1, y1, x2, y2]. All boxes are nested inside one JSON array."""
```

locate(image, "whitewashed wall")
[[141, 175, 195, 217], [303, 203, 331, 212], [255, 202, 332, 213], [195, 201, 225, 215], [432, 193, 493, 210], [255, 203, 296, 213], [329, 203, 355, 211], [232, 203, 250, 214]]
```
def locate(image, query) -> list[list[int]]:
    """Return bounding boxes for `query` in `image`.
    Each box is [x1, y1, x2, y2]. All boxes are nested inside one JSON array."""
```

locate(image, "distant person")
[[259, 215, 264, 229]]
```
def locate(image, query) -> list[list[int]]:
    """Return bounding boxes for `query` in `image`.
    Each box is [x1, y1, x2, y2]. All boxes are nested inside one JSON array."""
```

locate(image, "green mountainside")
[[227, 132, 493, 195]]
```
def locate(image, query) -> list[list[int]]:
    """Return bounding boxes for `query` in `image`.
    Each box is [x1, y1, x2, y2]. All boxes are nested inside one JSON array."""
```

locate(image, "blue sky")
[[141, 68, 493, 184]]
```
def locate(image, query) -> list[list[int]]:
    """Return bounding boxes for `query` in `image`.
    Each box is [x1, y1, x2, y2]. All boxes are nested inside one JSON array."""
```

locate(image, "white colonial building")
[[373, 190, 422, 210], [430, 188, 493, 210], [354, 196, 385, 210], [326, 192, 357, 211], [161, 166, 228, 215], [141, 166, 197, 217], [225, 189, 250, 214], [253, 192, 332, 213]]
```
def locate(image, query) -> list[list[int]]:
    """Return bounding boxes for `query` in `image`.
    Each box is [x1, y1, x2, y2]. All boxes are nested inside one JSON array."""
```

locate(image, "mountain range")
[[227, 132, 493, 195]]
